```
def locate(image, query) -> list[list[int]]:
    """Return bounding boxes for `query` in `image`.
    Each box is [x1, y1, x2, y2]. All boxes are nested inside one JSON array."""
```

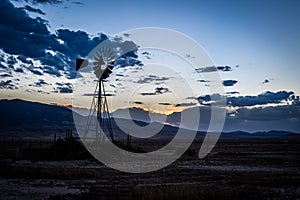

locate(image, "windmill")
[[76, 47, 115, 143]]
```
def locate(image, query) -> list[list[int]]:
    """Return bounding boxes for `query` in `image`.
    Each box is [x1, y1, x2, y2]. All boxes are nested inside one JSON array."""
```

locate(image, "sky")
[[0, 0, 299, 132]]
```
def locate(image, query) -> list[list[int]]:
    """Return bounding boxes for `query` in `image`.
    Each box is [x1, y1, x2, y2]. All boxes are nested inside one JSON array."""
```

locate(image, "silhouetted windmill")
[[76, 47, 115, 142]]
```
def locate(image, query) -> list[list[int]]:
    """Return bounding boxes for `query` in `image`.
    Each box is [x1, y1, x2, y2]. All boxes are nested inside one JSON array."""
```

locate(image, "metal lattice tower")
[[76, 47, 115, 142]]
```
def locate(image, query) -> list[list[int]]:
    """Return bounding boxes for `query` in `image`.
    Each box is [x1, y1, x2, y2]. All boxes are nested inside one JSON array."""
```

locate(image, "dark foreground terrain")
[[0, 139, 299, 200]]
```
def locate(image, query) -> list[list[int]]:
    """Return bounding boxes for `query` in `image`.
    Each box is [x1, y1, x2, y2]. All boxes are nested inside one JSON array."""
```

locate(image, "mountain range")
[[0, 99, 299, 140]]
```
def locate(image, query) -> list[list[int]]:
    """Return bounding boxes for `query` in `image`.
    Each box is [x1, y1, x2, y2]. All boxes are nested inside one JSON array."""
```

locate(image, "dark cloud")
[[24, 0, 62, 4], [196, 65, 232, 73], [7, 56, 17, 65], [226, 91, 240, 95], [0, 1, 142, 80], [174, 102, 197, 107], [54, 82, 72, 93], [102, 93, 115, 96], [223, 80, 238, 87], [82, 93, 95, 96], [197, 79, 210, 83], [140, 87, 169, 96], [227, 91, 294, 107], [155, 87, 169, 94], [262, 79, 270, 84], [82, 93, 115, 97], [0, 80, 17, 89], [131, 101, 144, 105], [196, 66, 217, 73], [0, 1, 49, 35], [0, 63, 6, 69], [197, 93, 223, 106], [140, 92, 158, 96], [116, 74, 126, 77], [135, 75, 169, 84], [17, 55, 33, 65], [0, 0, 52, 61], [141, 51, 151, 59], [159, 102, 173, 106], [34, 79, 48, 87], [28, 65, 43, 76], [0, 73, 12, 78], [217, 66, 232, 72], [72, 1, 83, 5], [20, 5, 45, 15], [57, 87, 72, 93], [43, 65, 61, 77], [31, 69, 43, 76], [198, 91, 295, 107]]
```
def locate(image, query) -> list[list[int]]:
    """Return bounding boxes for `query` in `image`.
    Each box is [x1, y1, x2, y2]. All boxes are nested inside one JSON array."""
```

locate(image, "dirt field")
[[0, 140, 299, 200]]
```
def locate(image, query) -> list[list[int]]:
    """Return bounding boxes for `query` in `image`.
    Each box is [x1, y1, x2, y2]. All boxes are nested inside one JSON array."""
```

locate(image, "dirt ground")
[[0, 140, 299, 200]]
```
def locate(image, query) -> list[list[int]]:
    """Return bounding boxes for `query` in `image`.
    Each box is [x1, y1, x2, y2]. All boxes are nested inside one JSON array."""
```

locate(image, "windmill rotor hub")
[[93, 47, 115, 80]]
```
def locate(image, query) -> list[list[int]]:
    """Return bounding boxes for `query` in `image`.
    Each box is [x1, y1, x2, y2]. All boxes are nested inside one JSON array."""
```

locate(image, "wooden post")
[[54, 133, 56, 144], [127, 132, 129, 147]]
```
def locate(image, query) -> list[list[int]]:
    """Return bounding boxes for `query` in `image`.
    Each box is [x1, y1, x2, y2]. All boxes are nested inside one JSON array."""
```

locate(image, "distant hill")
[[0, 99, 298, 140], [0, 99, 74, 137]]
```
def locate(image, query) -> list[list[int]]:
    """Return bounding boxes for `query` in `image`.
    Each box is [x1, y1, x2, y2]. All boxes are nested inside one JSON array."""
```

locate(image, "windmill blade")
[[92, 47, 115, 79]]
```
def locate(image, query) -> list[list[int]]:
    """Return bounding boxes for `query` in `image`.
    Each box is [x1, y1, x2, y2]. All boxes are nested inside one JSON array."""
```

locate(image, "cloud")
[[196, 65, 232, 73], [71, 1, 83, 5], [174, 102, 197, 107], [24, 0, 62, 4], [228, 91, 294, 107], [217, 66, 232, 72], [140, 87, 169, 96], [141, 51, 151, 59], [0, 64, 6, 69], [82, 93, 115, 97], [198, 91, 295, 107], [14, 68, 24, 73], [0, 80, 17, 89], [262, 79, 270, 84], [159, 102, 173, 106], [20, 5, 45, 15], [27, 65, 43, 76], [226, 91, 240, 95], [135, 75, 169, 84], [7, 56, 17, 64], [33, 79, 48, 87], [0, 73, 12, 78], [17, 55, 33, 65], [140, 92, 157, 96], [197, 79, 210, 83], [197, 93, 223, 105], [131, 101, 144, 105], [31, 69, 43, 76], [0, 1, 142, 80], [196, 66, 217, 73], [54, 82, 72, 93], [223, 80, 238, 87], [155, 87, 169, 94], [0, 1, 53, 62]]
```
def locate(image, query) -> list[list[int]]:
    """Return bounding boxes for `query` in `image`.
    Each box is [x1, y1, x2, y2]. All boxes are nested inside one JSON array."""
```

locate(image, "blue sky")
[[10, 0, 300, 95], [0, 0, 299, 132]]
